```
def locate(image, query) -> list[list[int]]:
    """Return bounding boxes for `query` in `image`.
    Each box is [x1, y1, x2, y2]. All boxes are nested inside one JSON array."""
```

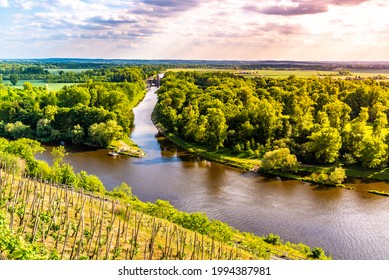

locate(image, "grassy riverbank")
[[152, 108, 389, 189], [108, 137, 146, 158], [108, 87, 148, 157], [152, 110, 259, 171]]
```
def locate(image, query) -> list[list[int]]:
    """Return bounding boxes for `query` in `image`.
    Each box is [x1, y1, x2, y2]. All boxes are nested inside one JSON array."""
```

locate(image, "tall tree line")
[[156, 71, 389, 168]]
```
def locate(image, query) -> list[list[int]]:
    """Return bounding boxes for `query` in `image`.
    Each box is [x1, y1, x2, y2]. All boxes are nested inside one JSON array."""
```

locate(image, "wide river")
[[37, 87, 389, 260]]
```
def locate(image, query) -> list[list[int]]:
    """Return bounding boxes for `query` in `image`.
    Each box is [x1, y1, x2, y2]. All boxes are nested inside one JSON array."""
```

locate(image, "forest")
[[156, 71, 389, 174], [0, 62, 163, 84], [0, 67, 146, 150]]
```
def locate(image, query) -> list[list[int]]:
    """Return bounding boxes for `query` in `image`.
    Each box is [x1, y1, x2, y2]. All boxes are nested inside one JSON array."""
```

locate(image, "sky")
[[1, 0, 388, 61]]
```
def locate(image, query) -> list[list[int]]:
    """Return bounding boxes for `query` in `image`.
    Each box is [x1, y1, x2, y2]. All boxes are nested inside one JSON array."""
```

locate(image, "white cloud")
[[0, 0, 9, 7], [1, 0, 389, 60]]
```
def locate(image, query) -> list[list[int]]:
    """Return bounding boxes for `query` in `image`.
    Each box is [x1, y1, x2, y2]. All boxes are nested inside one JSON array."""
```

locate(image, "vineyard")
[[0, 162, 260, 260], [0, 159, 328, 260]]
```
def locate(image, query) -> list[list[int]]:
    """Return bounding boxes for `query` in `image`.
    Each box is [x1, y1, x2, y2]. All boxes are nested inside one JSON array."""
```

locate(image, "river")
[[37, 87, 389, 260]]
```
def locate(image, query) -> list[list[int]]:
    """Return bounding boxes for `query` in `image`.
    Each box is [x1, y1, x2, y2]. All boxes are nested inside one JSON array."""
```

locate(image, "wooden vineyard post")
[[61, 221, 71, 260], [70, 196, 86, 260]]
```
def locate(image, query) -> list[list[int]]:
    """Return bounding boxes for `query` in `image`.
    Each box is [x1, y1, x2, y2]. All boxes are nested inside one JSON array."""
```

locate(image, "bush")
[[311, 247, 326, 259], [264, 233, 282, 245], [261, 148, 299, 173], [327, 167, 347, 184]]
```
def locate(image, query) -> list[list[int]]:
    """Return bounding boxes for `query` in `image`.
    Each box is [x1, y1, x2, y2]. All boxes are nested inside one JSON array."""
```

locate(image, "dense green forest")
[[156, 71, 389, 172], [0, 67, 146, 150], [0, 62, 164, 84]]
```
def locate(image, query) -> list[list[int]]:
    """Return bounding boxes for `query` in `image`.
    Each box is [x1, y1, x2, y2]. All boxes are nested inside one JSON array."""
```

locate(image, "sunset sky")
[[1, 0, 388, 61]]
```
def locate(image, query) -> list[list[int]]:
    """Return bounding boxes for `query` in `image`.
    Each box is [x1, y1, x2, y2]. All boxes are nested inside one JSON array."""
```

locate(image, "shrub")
[[264, 233, 282, 245], [311, 247, 326, 259], [261, 148, 299, 173]]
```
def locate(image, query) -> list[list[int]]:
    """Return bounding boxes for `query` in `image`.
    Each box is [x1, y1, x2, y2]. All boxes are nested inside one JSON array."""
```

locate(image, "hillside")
[[0, 164, 327, 260]]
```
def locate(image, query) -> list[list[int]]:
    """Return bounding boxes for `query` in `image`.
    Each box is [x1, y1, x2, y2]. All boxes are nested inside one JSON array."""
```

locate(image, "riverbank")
[[107, 86, 148, 157], [152, 108, 389, 190], [108, 137, 146, 158], [151, 109, 259, 171]]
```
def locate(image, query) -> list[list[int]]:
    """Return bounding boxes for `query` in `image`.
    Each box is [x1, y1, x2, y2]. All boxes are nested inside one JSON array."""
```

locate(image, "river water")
[[37, 87, 389, 260]]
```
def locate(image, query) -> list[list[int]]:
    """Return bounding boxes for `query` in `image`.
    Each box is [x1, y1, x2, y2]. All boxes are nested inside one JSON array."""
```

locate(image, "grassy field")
[[8, 80, 75, 92], [167, 68, 389, 79]]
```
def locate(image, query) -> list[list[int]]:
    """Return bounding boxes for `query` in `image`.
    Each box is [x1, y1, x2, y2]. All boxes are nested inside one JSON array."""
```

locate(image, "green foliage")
[[5, 121, 32, 139], [67, 124, 85, 143], [36, 119, 53, 139], [77, 170, 105, 193], [261, 148, 299, 173], [155, 72, 389, 172], [111, 182, 132, 201], [0, 211, 47, 260], [0, 68, 146, 147], [9, 73, 18, 85], [51, 146, 67, 166], [134, 199, 235, 243], [310, 247, 326, 259], [307, 114, 342, 163], [327, 167, 347, 184], [264, 233, 282, 245], [360, 136, 388, 168], [88, 120, 123, 147]]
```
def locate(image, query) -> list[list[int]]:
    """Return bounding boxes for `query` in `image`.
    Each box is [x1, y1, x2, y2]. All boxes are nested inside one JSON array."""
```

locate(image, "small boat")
[[108, 151, 119, 156]]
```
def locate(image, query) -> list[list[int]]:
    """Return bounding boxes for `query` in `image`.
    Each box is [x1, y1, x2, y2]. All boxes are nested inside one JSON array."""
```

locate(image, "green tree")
[[261, 148, 299, 173], [68, 124, 84, 144], [360, 136, 388, 168], [373, 111, 388, 137], [112, 182, 132, 200], [36, 119, 53, 139], [9, 73, 18, 86], [307, 113, 342, 164], [327, 167, 347, 184], [23, 82, 33, 91], [77, 170, 105, 193], [342, 107, 369, 160], [205, 108, 228, 150], [57, 86, 91, 107], [5, 122, 32, 139], [51, 145, 67, 166], [88, 120, 123, 147]]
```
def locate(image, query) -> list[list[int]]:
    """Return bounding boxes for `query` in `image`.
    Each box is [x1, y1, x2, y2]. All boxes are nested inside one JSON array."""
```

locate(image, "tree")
[[327, 167, 347, 184], [77, 170, 105, 193], [307, 113, 342, 164], [261, 148, 299, 173], [68, 124, 84, 144], [5, 122, 32, 139], [9, 73, 18, 86], [88, 120, 123, 147], [205, 108, 228, 150], [112, 182, 132, 200], [36, 119, 53, 139], [57, 85, 91, 107], [323, 100, 351, 131], [51, 145, 67, 166], [373, 111, 388, 137], [23, 82, 33, 91], [342, 107, 369, 160], [360, 136, 388, 168]]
